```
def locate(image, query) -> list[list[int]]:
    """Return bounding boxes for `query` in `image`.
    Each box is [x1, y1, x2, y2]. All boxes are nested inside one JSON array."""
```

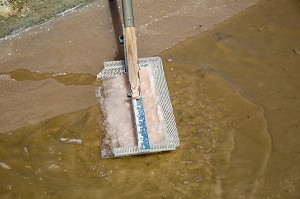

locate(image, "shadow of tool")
[[108, 0, 124, 60]]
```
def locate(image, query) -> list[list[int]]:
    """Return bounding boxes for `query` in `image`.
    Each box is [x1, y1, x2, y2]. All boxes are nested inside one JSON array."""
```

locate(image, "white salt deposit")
[[0, 161, 11, 170], [100, 76, 136, 148], [0, 74, 15, 81], [60, 138, 83, 144], [99, 67, 166, 150], [52, 72, 67, 77], [139, 67, 166, 143]]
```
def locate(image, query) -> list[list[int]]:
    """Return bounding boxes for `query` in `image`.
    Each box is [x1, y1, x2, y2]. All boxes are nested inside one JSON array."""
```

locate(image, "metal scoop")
[[97, 0, 179, 158]]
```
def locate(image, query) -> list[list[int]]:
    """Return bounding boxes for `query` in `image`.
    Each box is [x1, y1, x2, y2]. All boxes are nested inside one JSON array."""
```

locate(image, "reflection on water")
[[0, 0, 299, 198]]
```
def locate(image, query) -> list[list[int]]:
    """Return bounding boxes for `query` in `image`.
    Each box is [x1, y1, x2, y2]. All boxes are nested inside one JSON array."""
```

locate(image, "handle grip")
[[122, 0, 140, 98]]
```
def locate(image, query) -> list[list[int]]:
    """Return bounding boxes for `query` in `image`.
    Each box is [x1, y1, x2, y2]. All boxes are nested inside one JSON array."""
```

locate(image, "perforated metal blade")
[[132, 97, 150, 151]]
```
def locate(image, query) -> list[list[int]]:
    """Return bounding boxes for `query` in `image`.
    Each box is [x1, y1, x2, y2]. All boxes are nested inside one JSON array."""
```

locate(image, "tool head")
[[97, 57, 179, 158]]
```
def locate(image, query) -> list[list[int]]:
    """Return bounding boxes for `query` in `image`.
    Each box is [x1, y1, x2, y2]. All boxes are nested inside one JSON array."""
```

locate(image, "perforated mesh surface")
[[97, 57, 179, 157]]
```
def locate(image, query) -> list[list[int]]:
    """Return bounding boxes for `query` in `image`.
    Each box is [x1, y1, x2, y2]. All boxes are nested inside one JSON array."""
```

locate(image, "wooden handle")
[[125, 26, 140, 99]]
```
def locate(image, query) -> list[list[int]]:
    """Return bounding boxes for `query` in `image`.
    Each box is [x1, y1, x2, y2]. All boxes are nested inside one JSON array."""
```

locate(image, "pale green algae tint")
[[0, 0, 299, 198]]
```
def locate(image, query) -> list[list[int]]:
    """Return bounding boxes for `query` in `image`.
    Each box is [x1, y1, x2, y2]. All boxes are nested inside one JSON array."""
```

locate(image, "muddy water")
[[161, 0, 300, 198], [0, 0, 299, 199]]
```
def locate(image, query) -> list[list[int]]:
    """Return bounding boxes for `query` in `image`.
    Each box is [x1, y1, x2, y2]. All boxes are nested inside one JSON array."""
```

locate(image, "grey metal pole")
[[121, 0, 134, 27]]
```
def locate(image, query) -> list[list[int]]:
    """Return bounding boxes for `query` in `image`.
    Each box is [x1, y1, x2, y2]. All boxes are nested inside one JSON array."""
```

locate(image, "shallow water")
[[1, 69, 95, 86], [160, 0, 300, 197], [0, 0, 299, 198]]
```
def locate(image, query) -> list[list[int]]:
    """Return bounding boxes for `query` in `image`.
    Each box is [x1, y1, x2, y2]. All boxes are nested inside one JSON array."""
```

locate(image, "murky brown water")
[[0, 0, 299, 198], [160, 0, 300, 197]]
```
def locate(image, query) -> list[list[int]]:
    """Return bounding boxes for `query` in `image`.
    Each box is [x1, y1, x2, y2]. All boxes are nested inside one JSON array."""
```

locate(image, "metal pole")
[[121, 0, 134, 27]]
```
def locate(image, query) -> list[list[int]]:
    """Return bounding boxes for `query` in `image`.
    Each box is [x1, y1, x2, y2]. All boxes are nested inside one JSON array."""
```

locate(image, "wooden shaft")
[[125, 26, 140, 99]]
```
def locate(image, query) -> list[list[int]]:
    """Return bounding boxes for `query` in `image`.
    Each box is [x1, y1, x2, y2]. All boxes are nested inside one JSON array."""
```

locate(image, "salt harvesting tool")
[[97, 0, 179, 158]]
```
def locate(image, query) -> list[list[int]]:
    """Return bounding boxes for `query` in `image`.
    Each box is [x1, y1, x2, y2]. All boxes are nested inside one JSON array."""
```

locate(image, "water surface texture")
[[160, 0, 300, 198], [0, 0, 299, 198]]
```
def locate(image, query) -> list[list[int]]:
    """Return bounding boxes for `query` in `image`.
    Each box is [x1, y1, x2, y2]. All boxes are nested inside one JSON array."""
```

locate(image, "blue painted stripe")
[[132, 97, 150, 151]]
